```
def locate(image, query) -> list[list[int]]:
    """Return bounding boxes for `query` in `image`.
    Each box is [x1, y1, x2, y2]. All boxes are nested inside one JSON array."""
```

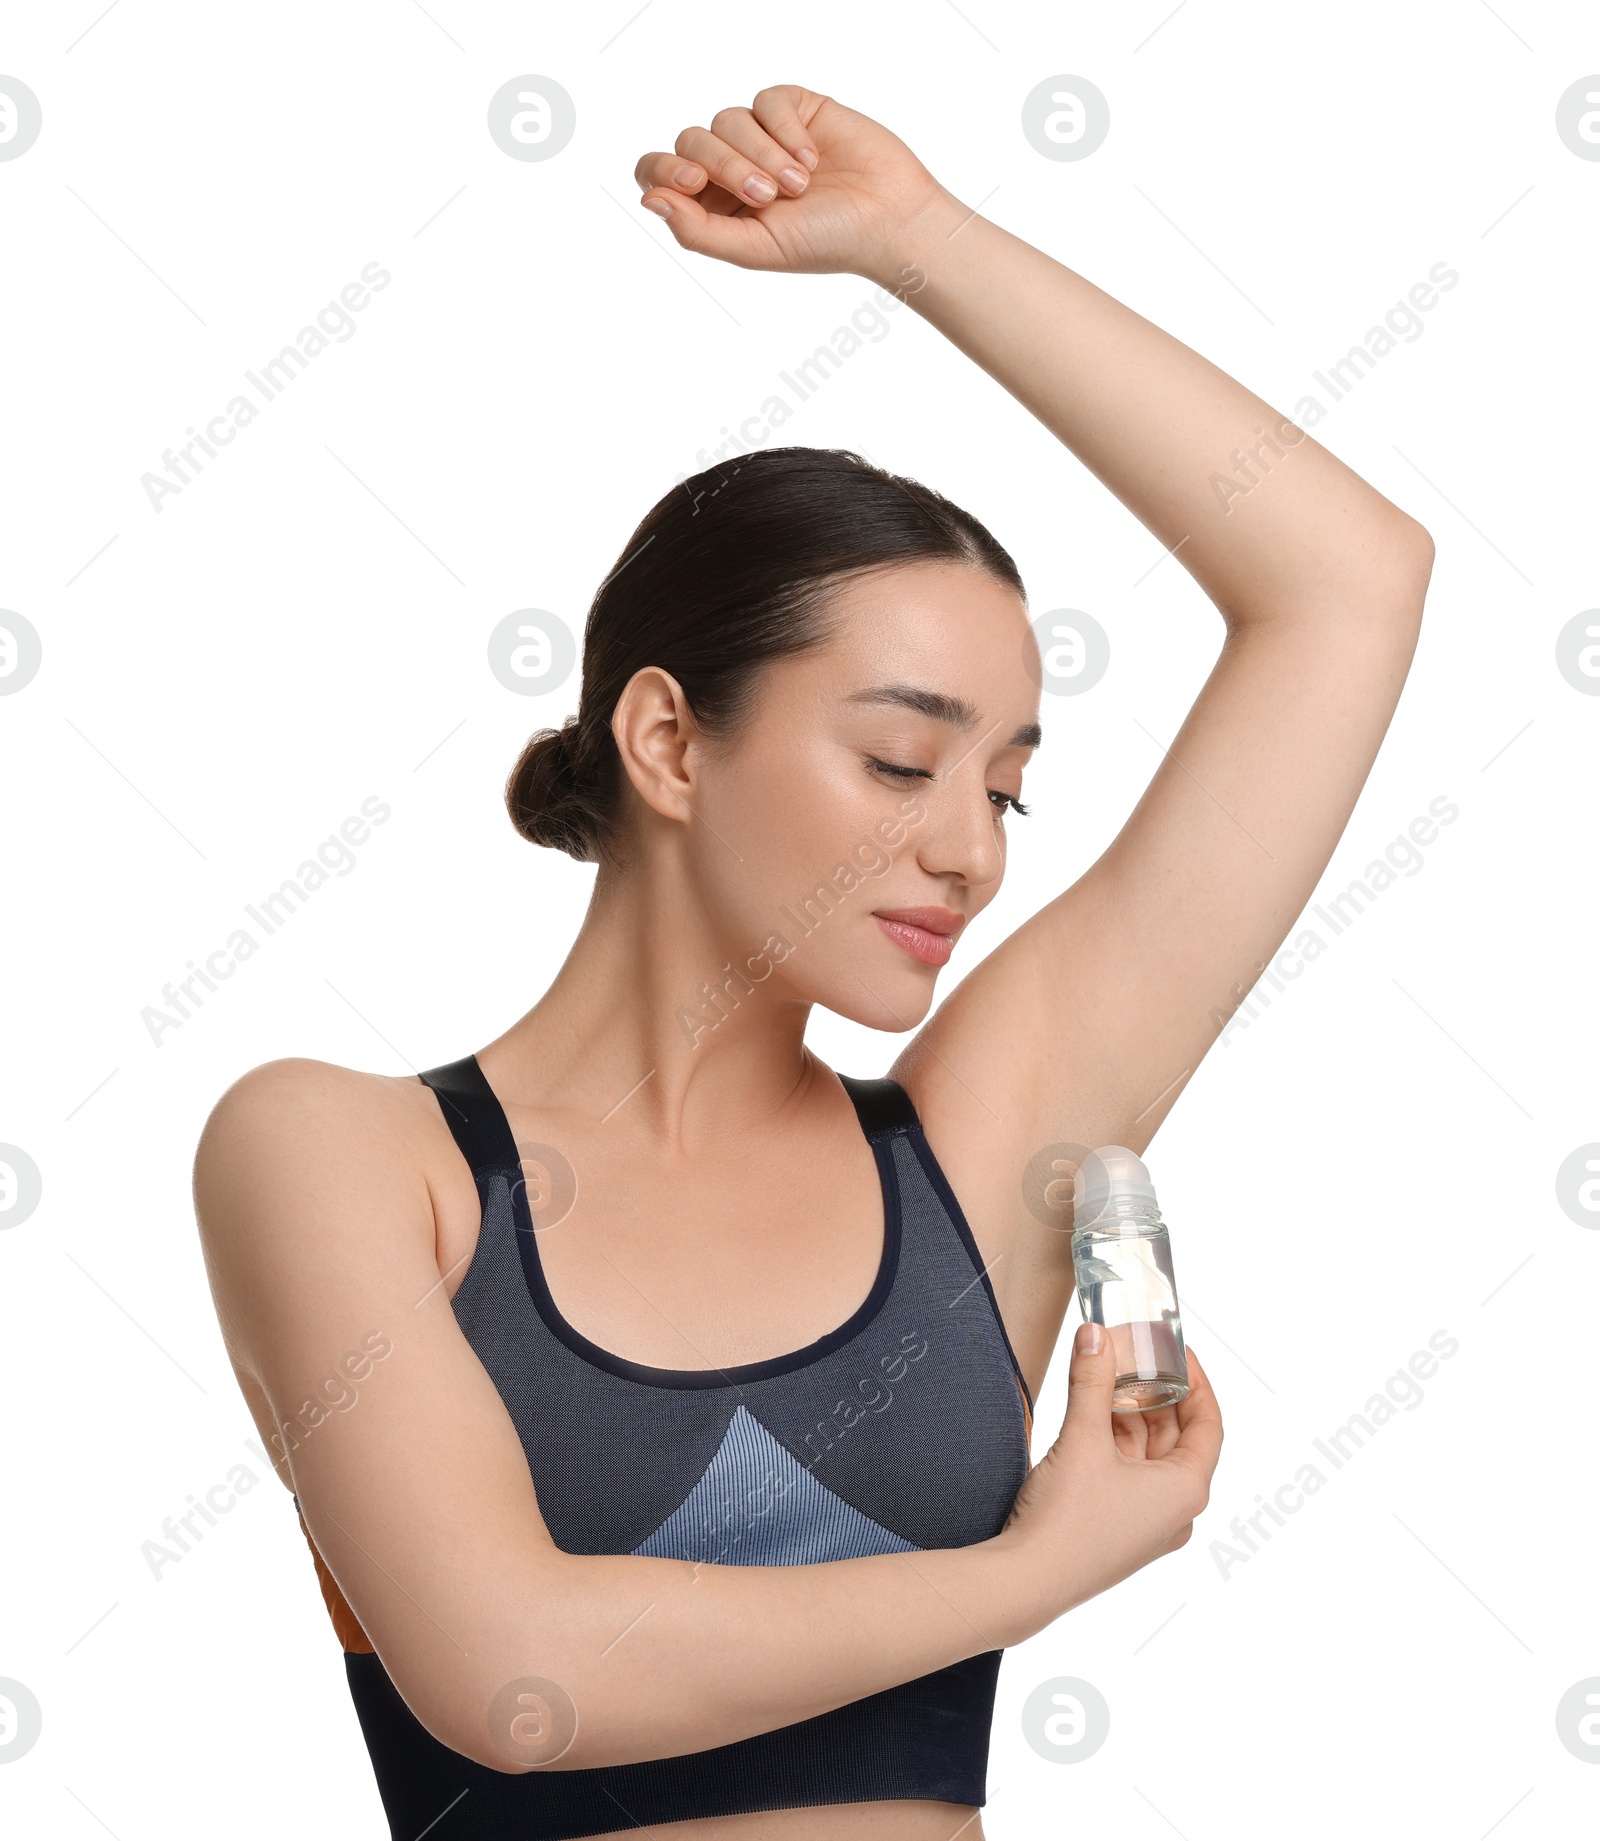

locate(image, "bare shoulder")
[[194, 1056, 454, 1191], [193, 1058, 451, 1377], [199, 1054, 427, 1149]]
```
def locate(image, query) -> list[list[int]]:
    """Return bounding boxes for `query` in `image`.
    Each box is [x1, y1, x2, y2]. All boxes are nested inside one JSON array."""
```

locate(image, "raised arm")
[[876, 164, 1434, 1162], [194, 1060, 1217, 1771], [635, 87, 1431, 1224]]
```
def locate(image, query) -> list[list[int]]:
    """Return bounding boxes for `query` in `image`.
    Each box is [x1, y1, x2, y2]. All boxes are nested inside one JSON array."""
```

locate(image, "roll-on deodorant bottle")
[[1071, 1147, 1191, 1412]]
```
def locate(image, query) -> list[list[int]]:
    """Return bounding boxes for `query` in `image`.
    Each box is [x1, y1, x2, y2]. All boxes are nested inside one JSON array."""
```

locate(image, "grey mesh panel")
[[631, 1405, 919, 1565]]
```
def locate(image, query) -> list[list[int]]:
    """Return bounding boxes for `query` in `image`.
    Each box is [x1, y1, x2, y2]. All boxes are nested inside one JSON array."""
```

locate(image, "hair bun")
[[545, 721, 580, 779], [505, 716, 604, 861]]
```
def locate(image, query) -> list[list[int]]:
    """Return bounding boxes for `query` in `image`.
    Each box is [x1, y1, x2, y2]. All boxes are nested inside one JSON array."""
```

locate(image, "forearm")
[[454, 1532, 1046, 1773], [874, 189, 1429, 624]]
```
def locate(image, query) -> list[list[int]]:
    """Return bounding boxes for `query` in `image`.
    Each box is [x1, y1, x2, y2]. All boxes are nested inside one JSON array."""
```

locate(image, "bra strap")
[[423, 1058, 917, 1162], [836, 1072, 920, 1142], [418, 1056, 521, 1177]]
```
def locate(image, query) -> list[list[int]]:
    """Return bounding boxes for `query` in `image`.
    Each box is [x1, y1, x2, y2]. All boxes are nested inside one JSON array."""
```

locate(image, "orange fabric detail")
[[297, 1508, 375, 1654], [1017, 1371, 1034, 1450]]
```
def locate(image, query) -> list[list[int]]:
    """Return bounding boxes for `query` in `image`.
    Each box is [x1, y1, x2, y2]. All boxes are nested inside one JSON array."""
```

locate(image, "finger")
[[1110, 1407, 1147, 1457], [1178, 1344, 1218, 1422], [1138, 1398, 1183, 1460], [708, 105, 813, 196], [1134, 1406, 1171, 1450], [674, 125, 794, 208], [1057, 1319, 1118, 1455], [634, 151, 709, 196], [635, 183, 783, 271], [1169, 1343, 1224, 1475], [751, 84, 822, 171]]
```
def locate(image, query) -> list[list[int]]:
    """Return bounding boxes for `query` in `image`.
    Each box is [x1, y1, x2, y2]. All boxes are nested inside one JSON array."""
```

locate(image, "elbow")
[[1346, 513, 1432, 645], [1389, 515, 1435, 616], [387, 1557, 676, 1774], [430, 1667, 592, 1775], [415, 1658, 623, 1776], [450, 1717, 635, 1779]]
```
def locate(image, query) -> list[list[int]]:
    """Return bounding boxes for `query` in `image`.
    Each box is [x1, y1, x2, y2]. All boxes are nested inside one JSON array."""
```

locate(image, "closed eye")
[[865, 757, 1029, 817], [866, 756, 931, 783]]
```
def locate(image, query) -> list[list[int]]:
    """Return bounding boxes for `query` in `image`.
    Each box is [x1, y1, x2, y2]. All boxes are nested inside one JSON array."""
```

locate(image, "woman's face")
[[680, 559, 1041, 1034]]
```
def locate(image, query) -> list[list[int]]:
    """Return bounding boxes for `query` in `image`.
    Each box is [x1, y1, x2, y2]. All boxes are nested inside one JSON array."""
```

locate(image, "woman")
[[195, 85, 1432, 1840]]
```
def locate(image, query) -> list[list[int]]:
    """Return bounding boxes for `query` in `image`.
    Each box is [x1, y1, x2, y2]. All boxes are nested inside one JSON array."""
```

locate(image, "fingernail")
[[797, 147, 818, 170], [743, 174, 778, 202], [672, 164, 701, 189], [1078, 1320, 1103, 1354], [778, 166, 808, 193], [643, 197, 671, 219]]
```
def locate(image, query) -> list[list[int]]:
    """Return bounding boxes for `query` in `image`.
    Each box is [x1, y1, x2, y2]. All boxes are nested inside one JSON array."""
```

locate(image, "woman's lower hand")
[[995, 1324, 1224, 1638], [633, 86, 950, 287]]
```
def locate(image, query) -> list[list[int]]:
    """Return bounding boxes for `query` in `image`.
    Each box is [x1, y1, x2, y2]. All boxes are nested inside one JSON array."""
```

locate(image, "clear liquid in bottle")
[[1071, 1147, 1190, 1412]]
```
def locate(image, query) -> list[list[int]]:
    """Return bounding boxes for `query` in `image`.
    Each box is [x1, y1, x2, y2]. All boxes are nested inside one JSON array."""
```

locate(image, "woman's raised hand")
[[633, 86, 949, 285]]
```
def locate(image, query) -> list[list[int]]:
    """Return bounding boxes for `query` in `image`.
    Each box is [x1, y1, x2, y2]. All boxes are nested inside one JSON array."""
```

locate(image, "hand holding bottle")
[[994, 1322, 1223, 1632]]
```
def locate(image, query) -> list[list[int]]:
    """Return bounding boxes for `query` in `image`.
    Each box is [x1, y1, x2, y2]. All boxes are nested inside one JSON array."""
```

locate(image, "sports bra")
[[294, 1054, 1035, 1839]]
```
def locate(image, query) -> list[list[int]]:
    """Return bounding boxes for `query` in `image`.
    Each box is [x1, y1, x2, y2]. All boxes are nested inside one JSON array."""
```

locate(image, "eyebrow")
[[846, 682, 1042, 750]]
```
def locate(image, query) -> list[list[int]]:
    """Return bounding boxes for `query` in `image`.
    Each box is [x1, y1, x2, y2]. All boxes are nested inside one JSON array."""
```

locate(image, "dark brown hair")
[[506, 446, 1025, 864]]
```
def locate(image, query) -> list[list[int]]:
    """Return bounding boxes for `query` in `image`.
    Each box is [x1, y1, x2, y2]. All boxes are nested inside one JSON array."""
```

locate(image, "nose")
[[905, 769, 1006, 893]]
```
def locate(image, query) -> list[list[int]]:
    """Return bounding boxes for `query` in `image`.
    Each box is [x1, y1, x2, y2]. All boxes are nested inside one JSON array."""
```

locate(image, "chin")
[[809, 950, 939, 1034]]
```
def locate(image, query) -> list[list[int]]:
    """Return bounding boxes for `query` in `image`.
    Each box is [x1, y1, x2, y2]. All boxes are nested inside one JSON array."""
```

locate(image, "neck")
[[479, 850, 821, 1150]]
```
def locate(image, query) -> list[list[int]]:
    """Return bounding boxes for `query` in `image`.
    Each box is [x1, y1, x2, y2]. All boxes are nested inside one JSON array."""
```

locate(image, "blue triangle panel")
[[631, 1404, 921, 1566]]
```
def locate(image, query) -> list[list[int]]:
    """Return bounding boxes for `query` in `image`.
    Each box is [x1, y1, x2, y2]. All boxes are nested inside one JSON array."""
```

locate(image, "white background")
[[2, 1, 1596, 1835]]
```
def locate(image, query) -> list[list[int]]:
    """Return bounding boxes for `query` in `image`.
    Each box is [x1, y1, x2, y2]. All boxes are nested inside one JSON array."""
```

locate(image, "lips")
[[872, 907, 963, 969]]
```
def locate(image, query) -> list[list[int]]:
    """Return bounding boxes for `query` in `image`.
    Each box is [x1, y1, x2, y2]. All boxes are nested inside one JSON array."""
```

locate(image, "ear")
[[610, 666, 704, 831]]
